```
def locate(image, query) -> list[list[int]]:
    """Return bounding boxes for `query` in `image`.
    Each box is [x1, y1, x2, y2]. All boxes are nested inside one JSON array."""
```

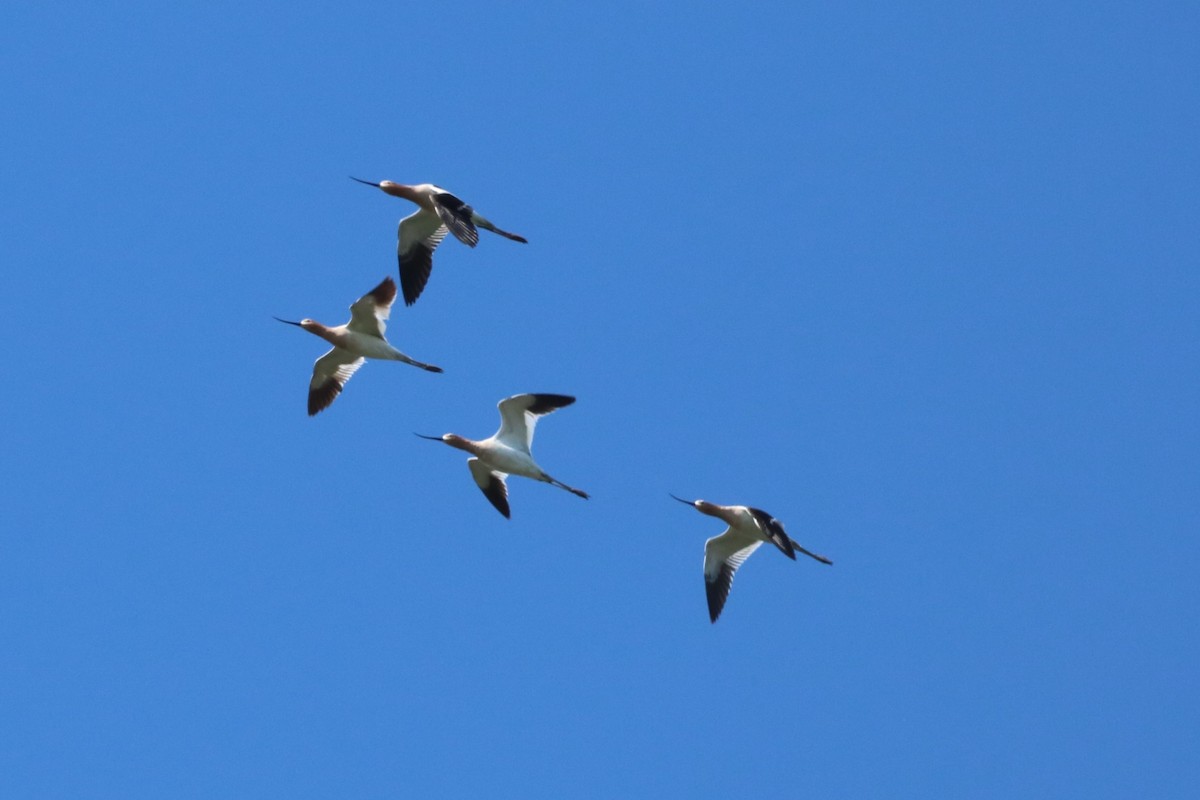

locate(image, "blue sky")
[[2, 2, 1198, 797]]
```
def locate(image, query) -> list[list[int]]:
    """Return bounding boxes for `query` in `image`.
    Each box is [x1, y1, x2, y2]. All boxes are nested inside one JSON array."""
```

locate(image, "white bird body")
[[670, 496, 832, 623], [275, 276, 442, 416], [351, 176, 527, 306], [470, 439, 541, 478], [417, 393, 589, 518], [311, 326, 414, 361]]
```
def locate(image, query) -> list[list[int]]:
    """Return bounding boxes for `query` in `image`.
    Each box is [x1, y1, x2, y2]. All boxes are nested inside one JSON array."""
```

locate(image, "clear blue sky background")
[[2, 2, 1197, 797]]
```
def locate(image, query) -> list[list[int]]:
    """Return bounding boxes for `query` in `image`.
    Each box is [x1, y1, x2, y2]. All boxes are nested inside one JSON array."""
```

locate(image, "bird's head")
[[350, 176, 408, 198], [273, 316, 319, 332], [669, 493, 721, 517], [414, 432, 473, 453]]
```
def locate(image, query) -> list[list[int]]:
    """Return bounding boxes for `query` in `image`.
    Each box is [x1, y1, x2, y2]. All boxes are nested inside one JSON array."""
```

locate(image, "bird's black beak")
[[349, 176, 381, 188], [273, 316, 302, 327], [668, 493, 696, 507], [413, 433, 443, 442]]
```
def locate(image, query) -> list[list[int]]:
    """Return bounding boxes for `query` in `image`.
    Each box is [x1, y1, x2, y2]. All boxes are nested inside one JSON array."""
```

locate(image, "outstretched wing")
[[397, 208, 449, 306], [308, 348, 365, 416], [347, 277, 397, 337], [468, 458, 510, 518], [703, 529, 763, 623], [494, 393, 576, 452]]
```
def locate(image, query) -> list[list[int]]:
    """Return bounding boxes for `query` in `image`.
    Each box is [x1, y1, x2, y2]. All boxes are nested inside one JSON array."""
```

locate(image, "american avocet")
[[274, 276, 442, 416], [415, 394, 588, 518], [349, 177, 527, 306], [669, 494, 832, 623]]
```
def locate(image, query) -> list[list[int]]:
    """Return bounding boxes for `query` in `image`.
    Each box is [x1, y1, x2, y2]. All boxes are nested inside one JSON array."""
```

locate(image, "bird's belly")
[[480, 447, 539, 478], [339, 332, 396, 360]]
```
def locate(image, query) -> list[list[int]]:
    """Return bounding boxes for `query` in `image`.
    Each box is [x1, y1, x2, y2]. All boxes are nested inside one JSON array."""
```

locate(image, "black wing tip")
[[485, 492, 511, 518], [424, 364, 444, 374], [307, 381, 341, 416], [368, 276, 398, 305], [481, 474, 511, 519], [706, 584, 725, 623], [527, 394, 576, 414], [399, 276, 425, 305], [490, 493, 512, 518], [399, 245, 433, 305], [705, 567, 734, 623]]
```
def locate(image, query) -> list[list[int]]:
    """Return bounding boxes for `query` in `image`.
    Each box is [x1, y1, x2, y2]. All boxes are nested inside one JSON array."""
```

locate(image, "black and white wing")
[[468, 457, 510, 519], [308, 349, 365, 416], [346, 276, 397, 338], [747, 506, 833, 564], [703, 530, 764, 623], [432, 191, 480, 247], [746, 507, 797, 559], [494, 393, 577, 452], [397, 208, 450, 306]]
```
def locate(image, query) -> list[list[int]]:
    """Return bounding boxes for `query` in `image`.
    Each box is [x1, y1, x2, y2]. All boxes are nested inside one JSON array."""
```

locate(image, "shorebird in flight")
[[416, 393, 588, 518], [274, 276, 442, 416], [350, 177, 527, 306], [669, 495, 832, 623]]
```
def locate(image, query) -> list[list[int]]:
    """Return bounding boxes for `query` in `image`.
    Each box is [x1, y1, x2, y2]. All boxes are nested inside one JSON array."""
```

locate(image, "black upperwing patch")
[[747, 507, 796, 559], [526, 394, 576, 415], [433, 192, 480, 247], [366, 276, 398, 308]]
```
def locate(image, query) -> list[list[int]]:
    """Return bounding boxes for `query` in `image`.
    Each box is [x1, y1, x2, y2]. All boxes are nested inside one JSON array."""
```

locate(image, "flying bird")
[[274, 276, 442, 416], [669, 494, 832, 623], [415, 393, 588, 518], [350, 177, 527, 306]]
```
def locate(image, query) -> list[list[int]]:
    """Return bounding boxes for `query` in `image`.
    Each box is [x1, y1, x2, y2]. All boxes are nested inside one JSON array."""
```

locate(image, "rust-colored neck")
[[301, 320, 342, 347], [382, 181, 424, 205], [443, 434, 481, 456], [696, 500, 739, 526]]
